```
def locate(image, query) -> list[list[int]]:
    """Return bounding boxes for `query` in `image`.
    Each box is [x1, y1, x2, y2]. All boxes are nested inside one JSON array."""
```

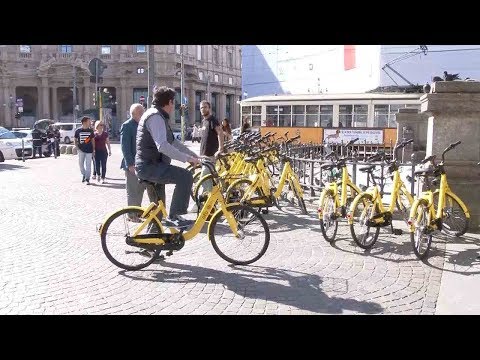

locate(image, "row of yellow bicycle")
[[317, 138, 470, 259], [98, 129, 472, 271]]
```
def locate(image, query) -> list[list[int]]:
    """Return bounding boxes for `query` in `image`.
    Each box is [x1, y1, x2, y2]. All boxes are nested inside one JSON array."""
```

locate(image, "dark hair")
[[200, 100, 211, 109], [80, 116, 91, 124], [222, 118, 232, 135], [152, 86, 176, 108], [241, 121, 251, 133]]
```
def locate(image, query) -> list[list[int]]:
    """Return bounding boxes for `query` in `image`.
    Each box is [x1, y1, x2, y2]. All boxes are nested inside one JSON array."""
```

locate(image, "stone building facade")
[[0, 45, 242, 132]]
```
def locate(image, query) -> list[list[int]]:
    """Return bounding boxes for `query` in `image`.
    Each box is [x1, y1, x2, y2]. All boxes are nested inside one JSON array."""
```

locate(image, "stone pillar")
[[421, 81, 480, 232], [41, 77, 49, 118], [51, 87, 58, 120], [83, 77, 91, 110], [78, 86, 84, 114], [120, 79, 127, 121], [395, 108, 428, 162], [2, 79, 10, 127], [218, 92, 226, 122]]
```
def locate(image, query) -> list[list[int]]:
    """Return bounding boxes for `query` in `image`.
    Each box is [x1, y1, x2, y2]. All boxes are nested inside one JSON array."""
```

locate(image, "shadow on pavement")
[[0, 163, 26, 171], [120, 263, 383, 314]]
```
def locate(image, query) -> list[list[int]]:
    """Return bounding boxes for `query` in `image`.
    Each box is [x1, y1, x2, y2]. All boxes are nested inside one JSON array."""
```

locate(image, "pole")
[[95, 59, 99, 121], [180, 51, 185, 142], [73, 65, 77, 122], [147, 45, 155, 108]]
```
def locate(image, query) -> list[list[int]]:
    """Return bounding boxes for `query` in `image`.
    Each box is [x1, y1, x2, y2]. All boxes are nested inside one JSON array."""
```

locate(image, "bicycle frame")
[[409, 173, 470, 231], [130, 185, 239, 245], [348, 166, 414, 224]]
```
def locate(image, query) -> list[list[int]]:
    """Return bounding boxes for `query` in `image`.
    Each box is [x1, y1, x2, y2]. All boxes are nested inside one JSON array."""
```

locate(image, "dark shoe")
[[85, 179, 90, 185], [165, 215, 195, 229], [82, 176, 85, 183]]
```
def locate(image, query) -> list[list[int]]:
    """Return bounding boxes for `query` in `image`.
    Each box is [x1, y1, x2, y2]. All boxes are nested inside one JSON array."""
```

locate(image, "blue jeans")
[[136, 163, 193, 218], [78, 150, 93, 180]]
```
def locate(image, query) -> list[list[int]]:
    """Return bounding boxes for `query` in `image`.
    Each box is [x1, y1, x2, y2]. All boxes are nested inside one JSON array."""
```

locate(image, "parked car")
[[54, 122, 81, 144], [0, 126, 33, 161]]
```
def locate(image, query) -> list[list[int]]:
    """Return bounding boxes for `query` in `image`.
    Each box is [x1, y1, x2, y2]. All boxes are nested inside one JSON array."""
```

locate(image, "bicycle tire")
[[410, 199, 433, 259], [433, 192, 469, 237], [349, 193, 380, 250], [319, 190, 338, 243], [209, 204, 270, 265], [100, 208, 162, 271], [290, 179, 308, 215]]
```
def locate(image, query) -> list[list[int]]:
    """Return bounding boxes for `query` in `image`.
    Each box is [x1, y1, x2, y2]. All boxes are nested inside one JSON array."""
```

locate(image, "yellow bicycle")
[[408, 141, 470, 259], [318, 138, 361, 242], [99, 160, 270, 270]]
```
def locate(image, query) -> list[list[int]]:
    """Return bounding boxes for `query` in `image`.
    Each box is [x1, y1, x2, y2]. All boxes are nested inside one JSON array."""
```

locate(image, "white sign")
[[323, 129, 383, 144]]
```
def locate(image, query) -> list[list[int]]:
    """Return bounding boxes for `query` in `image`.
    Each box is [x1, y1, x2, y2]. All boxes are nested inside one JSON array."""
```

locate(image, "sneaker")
[[92, 175, 97, 181], [101, 178, 106, 184], [165, 215, 195, 229], [97, 177, 101, 183], [86, 179, 90, 185], [82, 176, 85, 183]]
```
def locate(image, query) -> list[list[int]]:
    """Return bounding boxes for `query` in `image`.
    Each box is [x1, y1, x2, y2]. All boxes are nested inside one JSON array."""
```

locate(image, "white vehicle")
[[231, 127, 241, 140], [54, 122, 81, 144], [0, 126, 33, 162]]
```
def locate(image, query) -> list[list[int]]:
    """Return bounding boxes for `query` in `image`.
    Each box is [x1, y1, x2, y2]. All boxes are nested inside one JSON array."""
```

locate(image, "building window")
[[242, 106, 252, 128], [213, 46, 219, 64], [19, 45, 31, 53], [251, 106, 261, 127], [266, 106, 278, 127], [278, 105, 292, 127], [374, 104, 408, 128], [214, 74, 219, 82], [137, 67, 145, 74], [320, 105, 333, 127], [211, 93, 218, 115], [101, 45, 111, 54], [353, 104, 368, 127], [176, 45, 181, 54], [306, 105, 319, 127], [197, 45, 202, 60], [195, 91, 204, 123], [339, 105, 353, 127], [136, 45, 146, 53], [292, 105, 305, 127], [60, 45, 72, 53], [198, 71, 204, 81], [228, 77, 233, 85], [227, 51, 233, 68]]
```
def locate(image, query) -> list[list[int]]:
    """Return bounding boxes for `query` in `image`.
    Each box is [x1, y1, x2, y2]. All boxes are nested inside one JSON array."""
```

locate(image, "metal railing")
[[286, 142, 419, 198]]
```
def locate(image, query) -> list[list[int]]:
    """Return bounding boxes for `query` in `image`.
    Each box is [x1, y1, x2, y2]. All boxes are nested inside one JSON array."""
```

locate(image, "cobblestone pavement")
[[0, 144, 447, 314]]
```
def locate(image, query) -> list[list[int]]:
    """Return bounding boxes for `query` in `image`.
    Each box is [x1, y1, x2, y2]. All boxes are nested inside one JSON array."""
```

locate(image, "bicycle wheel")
[[225, 179, 253, 203], [209, 204, 270, 265], [190, 170, 203, 202], [433, 192, 469, 237], [396, 188, 412, 223], [100, 208, 162, 271], [319, 190, 338, 243], [290, 179, 308, 215], [350, 194, 380, 250], [410, 199, 433, 259]]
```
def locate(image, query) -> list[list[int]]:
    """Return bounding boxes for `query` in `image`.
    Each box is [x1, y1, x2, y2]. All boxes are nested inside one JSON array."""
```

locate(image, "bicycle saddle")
[[359, 165, 376, 173]]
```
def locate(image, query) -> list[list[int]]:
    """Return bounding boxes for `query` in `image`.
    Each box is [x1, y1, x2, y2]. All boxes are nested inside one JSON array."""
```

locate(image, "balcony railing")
[[19, 52, 33, 59]]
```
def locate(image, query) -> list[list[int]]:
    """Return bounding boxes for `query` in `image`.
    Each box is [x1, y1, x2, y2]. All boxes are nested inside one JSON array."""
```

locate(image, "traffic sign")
[[88, 58, 107, 77]]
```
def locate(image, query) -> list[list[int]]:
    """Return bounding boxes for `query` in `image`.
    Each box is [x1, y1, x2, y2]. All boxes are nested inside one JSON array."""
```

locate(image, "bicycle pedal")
[[261, 209, 269, 214], [166, 250, 174, 257], [392, 228, 403, 235]]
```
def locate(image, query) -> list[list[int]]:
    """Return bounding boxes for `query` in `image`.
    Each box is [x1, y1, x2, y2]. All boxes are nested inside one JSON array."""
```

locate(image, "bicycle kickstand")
[[390, 221, 403, 236]]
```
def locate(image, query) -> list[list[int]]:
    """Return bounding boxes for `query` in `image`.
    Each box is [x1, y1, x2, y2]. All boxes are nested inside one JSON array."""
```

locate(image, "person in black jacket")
[[31, 127, 43, 158]]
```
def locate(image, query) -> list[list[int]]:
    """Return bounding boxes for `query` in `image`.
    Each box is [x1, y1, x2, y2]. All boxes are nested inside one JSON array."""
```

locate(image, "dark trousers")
[[137, 163, 193, 218], [33, 145, 42, 158], [94, 149, 108, 179]]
